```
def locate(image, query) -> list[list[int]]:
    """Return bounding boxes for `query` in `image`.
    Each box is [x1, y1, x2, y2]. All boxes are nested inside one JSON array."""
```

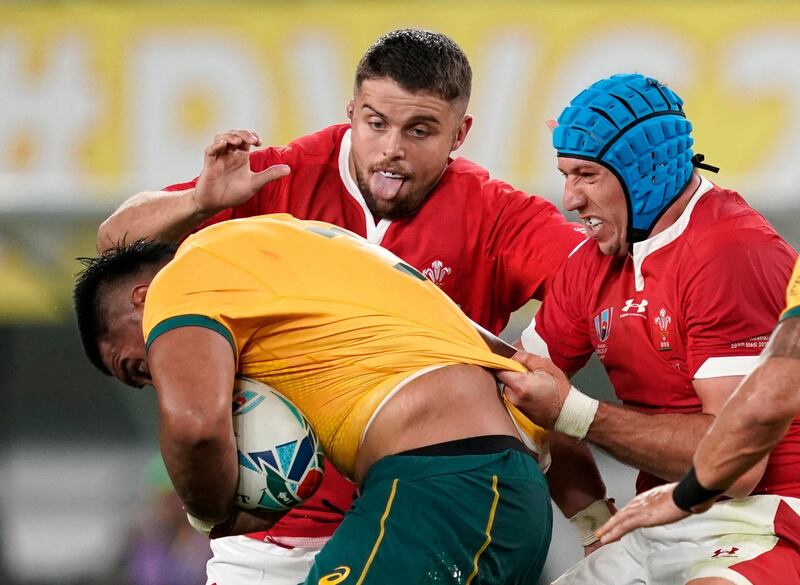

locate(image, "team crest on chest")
[[422, 259, 452, 287], [651, 307, 674, 351]]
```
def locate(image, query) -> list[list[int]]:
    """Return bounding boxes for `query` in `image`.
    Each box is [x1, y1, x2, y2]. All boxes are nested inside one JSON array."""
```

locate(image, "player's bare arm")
[[97, 130, 290, 252], [597, 317, 800, 544], [546, 433, 611, 515], [693, 317, 800, 493], [584, 375, 767, 493], [498, 354, 614, 552], [148, 325, 284, 536], [500, 352, 766, 491], [546, 432, 615, 555]]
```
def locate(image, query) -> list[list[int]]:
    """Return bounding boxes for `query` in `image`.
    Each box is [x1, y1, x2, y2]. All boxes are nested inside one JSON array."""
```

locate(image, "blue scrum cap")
[[553, 73, 695, 243]]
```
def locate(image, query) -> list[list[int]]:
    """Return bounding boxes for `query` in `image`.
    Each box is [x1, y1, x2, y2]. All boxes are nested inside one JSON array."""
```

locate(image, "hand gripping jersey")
[[522, 178, 800, 496], [168, 124, 585, 335], [164, 124, 582, 542], [142, 215, 538, 479]]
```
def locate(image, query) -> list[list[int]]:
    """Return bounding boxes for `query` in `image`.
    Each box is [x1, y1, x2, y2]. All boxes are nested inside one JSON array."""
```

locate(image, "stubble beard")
[[354, 165, 436, 221]]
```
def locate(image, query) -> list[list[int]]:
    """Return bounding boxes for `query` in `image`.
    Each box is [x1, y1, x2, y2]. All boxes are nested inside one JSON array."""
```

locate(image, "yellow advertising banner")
[[1, 1, 799, 319]]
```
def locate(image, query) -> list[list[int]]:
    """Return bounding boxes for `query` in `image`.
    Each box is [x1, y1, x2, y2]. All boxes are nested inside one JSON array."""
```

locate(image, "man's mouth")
[[378, 170, 404, 180], [370, 169, 407, 200], [584, 216, 604, 234]]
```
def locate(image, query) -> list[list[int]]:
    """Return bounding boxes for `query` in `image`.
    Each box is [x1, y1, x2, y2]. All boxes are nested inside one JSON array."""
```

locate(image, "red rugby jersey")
[[522, 178, 800, 496], [165, 123, 584, 540]]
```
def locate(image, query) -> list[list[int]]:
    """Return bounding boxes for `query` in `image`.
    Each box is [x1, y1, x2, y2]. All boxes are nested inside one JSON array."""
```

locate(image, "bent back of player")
[[75, 215, 553, 584]]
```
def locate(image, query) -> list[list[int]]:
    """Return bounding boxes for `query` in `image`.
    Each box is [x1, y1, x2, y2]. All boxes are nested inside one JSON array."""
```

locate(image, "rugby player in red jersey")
[[504, 73, 799, 585], [98, 29, 603, 585], [598, 259, 800, 551]]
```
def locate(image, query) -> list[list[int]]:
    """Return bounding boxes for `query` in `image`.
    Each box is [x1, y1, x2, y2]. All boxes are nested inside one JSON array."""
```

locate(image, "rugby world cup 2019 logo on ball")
[[232, 378, 325, 511]]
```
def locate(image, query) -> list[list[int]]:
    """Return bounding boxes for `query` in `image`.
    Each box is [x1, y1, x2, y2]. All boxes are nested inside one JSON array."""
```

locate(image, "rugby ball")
[[231, 377, 325, 511]]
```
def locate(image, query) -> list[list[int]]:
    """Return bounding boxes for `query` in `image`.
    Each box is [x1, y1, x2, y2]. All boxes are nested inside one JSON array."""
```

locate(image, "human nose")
[[562, 177, 586, 212], [382, 128, 405, 160]]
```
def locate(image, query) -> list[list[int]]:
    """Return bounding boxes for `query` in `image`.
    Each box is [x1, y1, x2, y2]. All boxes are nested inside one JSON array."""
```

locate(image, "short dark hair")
[[73, 240, 178, 375], [355, 29, 472, 103]]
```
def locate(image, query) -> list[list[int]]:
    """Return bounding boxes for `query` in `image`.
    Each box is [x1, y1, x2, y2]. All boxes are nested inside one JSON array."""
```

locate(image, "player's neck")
[[649, 173, 701, 238]]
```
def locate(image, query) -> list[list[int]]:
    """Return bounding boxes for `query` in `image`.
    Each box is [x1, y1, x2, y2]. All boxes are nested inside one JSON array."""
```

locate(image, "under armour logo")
[[621, 298, 648, 314], [711, 547, 739, 558]]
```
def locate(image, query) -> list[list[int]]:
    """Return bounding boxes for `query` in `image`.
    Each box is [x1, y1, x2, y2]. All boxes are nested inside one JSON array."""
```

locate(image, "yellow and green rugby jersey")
[[142, 214, 541, 478], [782, 258, 800, 321]]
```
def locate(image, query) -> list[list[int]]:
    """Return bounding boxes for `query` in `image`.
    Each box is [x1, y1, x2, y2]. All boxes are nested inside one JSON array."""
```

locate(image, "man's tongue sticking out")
[[370, 171, 404, 200]]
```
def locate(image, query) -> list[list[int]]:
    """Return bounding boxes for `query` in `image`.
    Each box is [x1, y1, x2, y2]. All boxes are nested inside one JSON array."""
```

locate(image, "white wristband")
[[554, 386, 599, 440], [186, 512, 218, 537], [568, 499, 614, 546]]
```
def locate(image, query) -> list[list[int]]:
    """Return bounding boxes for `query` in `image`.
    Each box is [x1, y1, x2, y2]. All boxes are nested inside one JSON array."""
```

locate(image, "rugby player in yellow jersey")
[[73, 214, 552, 584]]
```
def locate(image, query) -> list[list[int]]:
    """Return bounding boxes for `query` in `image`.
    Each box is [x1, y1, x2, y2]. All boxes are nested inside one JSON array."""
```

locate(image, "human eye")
[[368, 118, 385, 130], [128, 360, 149, 389], [409, 126, 430, 138]]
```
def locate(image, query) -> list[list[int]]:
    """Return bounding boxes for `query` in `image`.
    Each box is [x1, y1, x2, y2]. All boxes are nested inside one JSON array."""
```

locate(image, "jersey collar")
[[338, 129, 392, 245], [631, 175, 714, 291]]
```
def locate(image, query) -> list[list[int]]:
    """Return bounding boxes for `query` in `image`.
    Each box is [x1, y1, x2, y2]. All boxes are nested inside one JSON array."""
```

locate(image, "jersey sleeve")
[[519, 242, 594, 374], [781, 258, 800, 321], [486, 183, 586, 307], [162, 147, 288, 232], [685, 236, 797, 378], [142, 243, 278, 360]]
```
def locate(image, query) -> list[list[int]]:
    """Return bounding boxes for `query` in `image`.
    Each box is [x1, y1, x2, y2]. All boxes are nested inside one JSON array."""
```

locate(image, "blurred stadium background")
[[1, 1, 799, 583]]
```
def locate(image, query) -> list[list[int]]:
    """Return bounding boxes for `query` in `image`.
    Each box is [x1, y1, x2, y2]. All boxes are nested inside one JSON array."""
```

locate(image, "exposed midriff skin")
[[354, 363, 519, 484]]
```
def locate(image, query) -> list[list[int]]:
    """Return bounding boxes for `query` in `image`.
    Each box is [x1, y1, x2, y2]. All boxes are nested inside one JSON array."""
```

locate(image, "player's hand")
[[193, 129, 291, 214], [595, 483, 694, 544], [545, 118, 558, 133], [496, 351, 571, 429], [208, 506, 285, 539]]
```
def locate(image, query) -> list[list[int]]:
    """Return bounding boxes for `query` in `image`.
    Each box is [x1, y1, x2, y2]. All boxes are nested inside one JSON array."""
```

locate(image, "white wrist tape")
[[554, 386, 599, 440], [186, 512, 218, 537], [569, 499, 614, 546]]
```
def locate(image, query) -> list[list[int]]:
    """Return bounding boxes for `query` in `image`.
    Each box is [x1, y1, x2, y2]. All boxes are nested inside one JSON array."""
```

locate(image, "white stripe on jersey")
[[520, 318, 552, 358], [694, 355, 761, 379]]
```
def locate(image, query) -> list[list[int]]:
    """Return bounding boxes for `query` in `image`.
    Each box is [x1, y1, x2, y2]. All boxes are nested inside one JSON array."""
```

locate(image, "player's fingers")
[[596, 507, 638, 544], [224, 129, 262, 146], [206, 131, 263, 161], [545, 118, 558, 134], [495, 369, 529, 389], [251, 164, 291, 190], [205, 138, 231, 158], [205, 134, 247, 159], [212, 132, 244, 146], [511, 352, 564, 377]]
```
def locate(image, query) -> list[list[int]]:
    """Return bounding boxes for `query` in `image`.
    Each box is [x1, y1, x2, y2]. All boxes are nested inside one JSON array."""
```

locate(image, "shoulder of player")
[[247, 124, 347, 170], [684, 186, 788, 257], [567, 237, 608, 273], [442, 157, 558, 210], [543, 237, 606, 294]]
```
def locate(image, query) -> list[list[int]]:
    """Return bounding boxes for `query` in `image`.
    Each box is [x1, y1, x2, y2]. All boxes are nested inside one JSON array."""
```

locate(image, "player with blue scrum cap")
[[553, 73, 719, 243], [503, 73, 799, 584]]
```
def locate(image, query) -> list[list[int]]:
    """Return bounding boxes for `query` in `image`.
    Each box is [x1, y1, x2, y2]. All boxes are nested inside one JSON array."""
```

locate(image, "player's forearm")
[[695, 357, 800, 491], [160, 417, 239, 522], [546, 431, 607, 517], [97, 188, 212, 252], [586, 402, 714, 481]]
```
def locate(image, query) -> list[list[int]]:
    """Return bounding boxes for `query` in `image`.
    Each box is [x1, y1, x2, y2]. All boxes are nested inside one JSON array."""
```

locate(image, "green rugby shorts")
[[305, 435, 552, 585]]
